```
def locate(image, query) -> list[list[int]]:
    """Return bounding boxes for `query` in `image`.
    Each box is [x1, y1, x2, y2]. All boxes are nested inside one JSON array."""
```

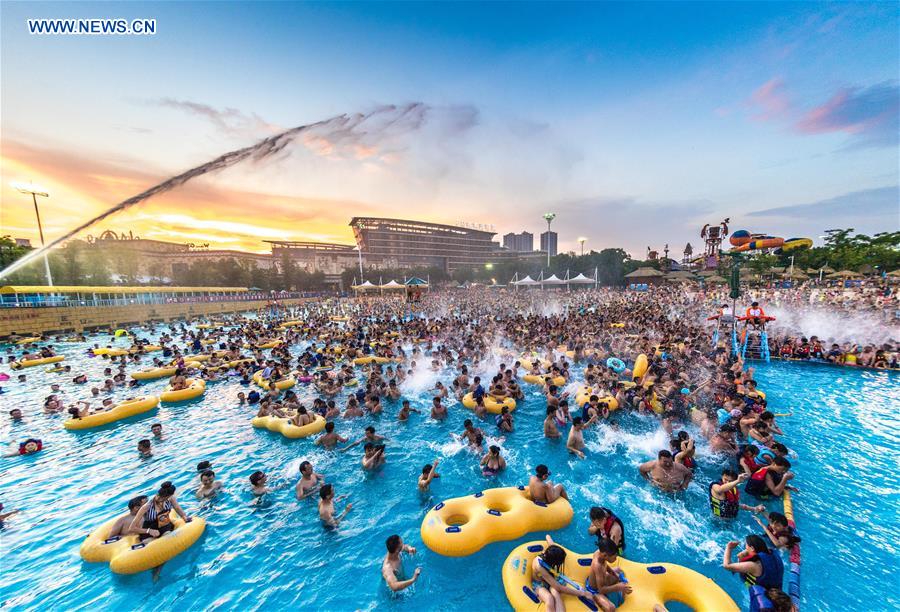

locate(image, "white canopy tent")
[[512, 275, 541, 286], [351, 280, 378, 291], [542, 274, 566, 285], [568, 272, 596, 285], [380, 280, 405, 290]]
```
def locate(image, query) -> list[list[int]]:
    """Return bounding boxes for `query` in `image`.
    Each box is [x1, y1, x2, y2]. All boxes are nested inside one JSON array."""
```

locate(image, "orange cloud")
[[1, 138, 381, 253]]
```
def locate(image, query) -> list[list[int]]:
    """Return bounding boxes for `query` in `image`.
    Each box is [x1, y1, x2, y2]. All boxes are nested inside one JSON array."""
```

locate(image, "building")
[[15, 238, 32, 248], [351, 217, 532, 273], [502, 231, 534, 252], [265, 241, 364, 287], [540, 231, 558, 257]]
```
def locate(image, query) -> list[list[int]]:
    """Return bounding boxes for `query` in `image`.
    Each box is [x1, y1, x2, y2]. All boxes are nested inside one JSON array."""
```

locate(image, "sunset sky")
[[1, 2, 897, 258]]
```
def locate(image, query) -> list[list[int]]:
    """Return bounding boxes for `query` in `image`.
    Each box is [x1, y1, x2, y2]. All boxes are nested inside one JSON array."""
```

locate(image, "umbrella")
[[826, 270, 862, 279], [624, 267, 664, 278], [705, 274, 727, 283]]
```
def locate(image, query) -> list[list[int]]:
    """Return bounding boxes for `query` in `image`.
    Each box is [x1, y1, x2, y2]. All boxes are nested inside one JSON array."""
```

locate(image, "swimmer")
[[495, 406, 514, 432], [341, 426, 385, 452], [587, 537, 634, 612], [315, 421, 347, 449], [754, 511, 802, 550], [0, 502, 21, 524], [588, 507, 626, 553], [362, 443, 386, 470], [531, 534, 602, 612], [418, 459, 441, 491], [195, 470, 223, 499], [137, 439, 153, 458], [529, 464, 569, 503], [295, 461, 325, 499], [480, 445, 506, 477], [318, 484, 352, 528], [8, 409, 23, 422], [108, 496, 149, 538], [382, 534, 421, 592], [431, 397, 447, 420], [151, 423, 163, 440], [638, 450, 692, 492], [566, 416, 594, 459], [398, 399, 421, 421], [709, 469, 764, 518], [543, 405, 561, 438], [461, 419, 484, 445]]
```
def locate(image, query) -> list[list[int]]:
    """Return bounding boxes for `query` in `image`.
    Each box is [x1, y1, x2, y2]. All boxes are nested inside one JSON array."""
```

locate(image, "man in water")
[[528, 464, 569, 503], [295, 461, 325, 499], [566, 415, 594, 459], [318, 484, 352, 528], [382, 534, 421, 592], [418, 459, 440, 491], [362, 443, 386, 470], [639, 450, 693, 492], [587, 537, 633, 612], [315, 421, 347, 450]]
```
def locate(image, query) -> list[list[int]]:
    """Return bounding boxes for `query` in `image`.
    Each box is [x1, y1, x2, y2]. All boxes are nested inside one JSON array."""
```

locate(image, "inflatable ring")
[[160, 378, 206, 403], [329, 316, 350, 322], [522, 374, 566, 387], [80, 510, 206, 575], [344, 378, 359, 387], [502, 540, 738, 611], [462, 392, 516, 415], [606, 357, 626, 373], [574, 387, 619, 411], [297, 375, 313, 383], [196, 323, 212, 329], [113, 329, 128, 337], [64, 396, 159, 430], [353, 356, 392, 365], [251, 414, 326, 439], [609, 323, 625, 328], [520, 356, 552, 370], [173, 354, 211, 364], [278, 320, 304, 329], [131, 364, 199, 381], [93, 348, 128, 357], [252, 370, 296, 391], [421, 486, 573, 557], [15, 336, 42, 345], [11, 355, 64, 370], [632, 353, 648, 380], [129, 345, 162, 353]]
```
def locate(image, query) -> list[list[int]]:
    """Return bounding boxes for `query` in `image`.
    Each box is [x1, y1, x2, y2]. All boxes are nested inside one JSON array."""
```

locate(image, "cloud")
[[794, 81, 899, 149], [748, 78, 791, 120], [152, 97, 283, 136], [747, 185, 899, 218]]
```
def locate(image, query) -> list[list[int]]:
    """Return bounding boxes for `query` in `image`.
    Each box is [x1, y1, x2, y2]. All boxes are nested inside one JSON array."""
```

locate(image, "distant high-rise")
[[540, 231, 558, 257], [502, 231, 534, 252]]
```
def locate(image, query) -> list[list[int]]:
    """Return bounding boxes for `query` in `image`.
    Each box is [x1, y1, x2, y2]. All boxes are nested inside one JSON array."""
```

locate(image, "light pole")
[[578, 236, 587, 257], [542, 212, 556, 268], [11, 181, 53, 286]]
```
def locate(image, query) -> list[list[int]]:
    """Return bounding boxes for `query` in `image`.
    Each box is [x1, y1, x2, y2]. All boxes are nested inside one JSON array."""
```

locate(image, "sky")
[[1, 1, 897, 259]]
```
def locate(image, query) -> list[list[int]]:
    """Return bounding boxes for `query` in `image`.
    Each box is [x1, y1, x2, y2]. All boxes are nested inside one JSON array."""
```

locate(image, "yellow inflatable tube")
[[462, 392, 516, 414], [421, 487, 573, 557], [93, 348, 128, 357], [502, 540, 738, 611], [252, 370, 296, 391], [574, 387, 619, 411], [15, 336, 42, 345], [160, 378, 206, 402], [129, 344, 162, 353], [632, 353, 648, 380], [353, 356, 392, 365], [80, 511, 206, 575], [251, 414, 326, 439], [522, 374, 566, 387], [243, 340, 281, 349], [520, 356, 552, 370], [11, 355, 64, 369], [64, 396, 159, 430], [131, 363, 200, 381]]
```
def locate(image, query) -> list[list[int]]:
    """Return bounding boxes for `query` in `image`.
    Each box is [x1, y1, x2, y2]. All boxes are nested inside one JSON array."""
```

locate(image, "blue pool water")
[[1, 331, 898, 611]]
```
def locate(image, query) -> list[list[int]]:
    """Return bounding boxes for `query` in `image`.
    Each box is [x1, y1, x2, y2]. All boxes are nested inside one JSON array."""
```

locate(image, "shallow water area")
[[1, 329, 898, 611]]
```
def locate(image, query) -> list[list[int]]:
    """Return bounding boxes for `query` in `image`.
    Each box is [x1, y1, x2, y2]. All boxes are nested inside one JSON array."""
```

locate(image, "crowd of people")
[[2, 283, 895, 608]]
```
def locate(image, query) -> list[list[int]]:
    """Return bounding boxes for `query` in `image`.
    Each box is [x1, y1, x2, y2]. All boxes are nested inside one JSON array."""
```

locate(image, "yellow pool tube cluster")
[[64, 396, 159, 431], [502, 540, 738, 611], [80, 510, 206, 575], [160, 378, 206, 403], [421, 486, 573, 557], [252, 414, 326, 439], [462, 392, 516, 414]]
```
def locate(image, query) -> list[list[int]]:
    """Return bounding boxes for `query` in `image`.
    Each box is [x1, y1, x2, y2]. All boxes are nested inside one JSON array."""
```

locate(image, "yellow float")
[[353, 356, 392, 365], [522, 374, 566, 387], [520, 356, 552, 370], [129, 345, 162, 353], [172, 354, 211, 363], [252, 370, 296, 391], [253, 340, 282, 350], [80, 511, 206, 575], [11, 355, 65, 369], [632, 353, 648, 380], [15, 336, 42, 345], [160, 378, 206, 402], [421, 487, 573, 557], [93, 348, 128, 357], [502, 540, 738, 611], [329, 316, 351, 322], [64, 396, 159, 430], [251, 414, 326, 439], [131, 363, 200, 381], [574, 387, 619, 411], [196, 323, 213, 329], [462, 392, 516, 414], [114, 329, 128, 337]]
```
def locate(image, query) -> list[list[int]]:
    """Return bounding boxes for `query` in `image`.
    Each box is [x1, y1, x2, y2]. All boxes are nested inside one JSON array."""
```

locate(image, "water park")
[[2, 3, 899, 611]]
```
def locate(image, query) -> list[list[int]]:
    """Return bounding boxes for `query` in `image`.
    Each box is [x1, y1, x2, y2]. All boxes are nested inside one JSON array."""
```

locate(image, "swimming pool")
[[2, 331, 898, 611]]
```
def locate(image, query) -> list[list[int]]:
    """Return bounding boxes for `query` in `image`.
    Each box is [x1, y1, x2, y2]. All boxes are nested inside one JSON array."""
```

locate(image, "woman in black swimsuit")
[[130, 481, 191, 541]]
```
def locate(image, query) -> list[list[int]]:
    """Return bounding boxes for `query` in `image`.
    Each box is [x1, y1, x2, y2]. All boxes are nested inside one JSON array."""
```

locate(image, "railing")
[[0, 291, 340, 308]]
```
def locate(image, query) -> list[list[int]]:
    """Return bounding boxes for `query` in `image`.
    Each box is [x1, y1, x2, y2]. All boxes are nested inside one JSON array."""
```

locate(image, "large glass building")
[[350, 217, 529, 272]]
